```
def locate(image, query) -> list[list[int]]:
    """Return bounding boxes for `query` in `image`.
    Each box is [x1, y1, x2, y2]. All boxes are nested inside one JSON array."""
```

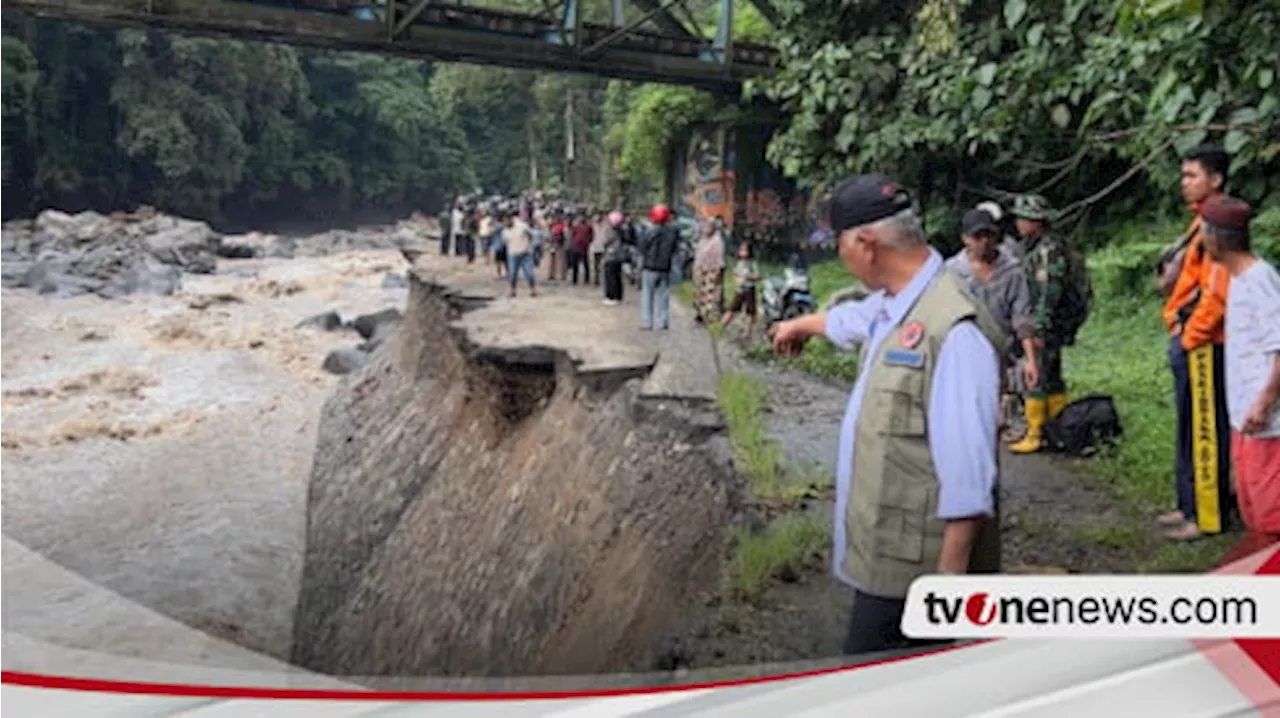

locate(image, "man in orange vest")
[[1155, 144, 1237, 541]]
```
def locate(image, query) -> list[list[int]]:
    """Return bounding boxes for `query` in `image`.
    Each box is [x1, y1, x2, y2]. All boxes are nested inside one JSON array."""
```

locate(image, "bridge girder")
[[6, 0, 777, 90]]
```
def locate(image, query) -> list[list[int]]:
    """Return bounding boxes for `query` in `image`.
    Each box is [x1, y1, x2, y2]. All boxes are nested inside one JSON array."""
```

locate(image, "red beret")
[[1202, 195, 1253, 231]]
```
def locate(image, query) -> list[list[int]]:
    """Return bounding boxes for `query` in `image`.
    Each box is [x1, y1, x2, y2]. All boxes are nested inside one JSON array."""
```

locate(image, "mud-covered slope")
[[291, 272, 746, 677]]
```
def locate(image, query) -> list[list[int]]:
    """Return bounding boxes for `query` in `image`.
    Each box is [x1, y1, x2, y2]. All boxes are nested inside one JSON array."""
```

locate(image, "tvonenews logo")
[[901, 576, 1280, 639]]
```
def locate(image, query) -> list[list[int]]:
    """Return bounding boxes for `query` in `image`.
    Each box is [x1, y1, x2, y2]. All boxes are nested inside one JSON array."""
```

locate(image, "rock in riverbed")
[[298, 311, 345, 332], [2, 207, 440, 300], [350, 309, 402, 340], [2, 207, 218, 298], [322, 348, 367, 375]]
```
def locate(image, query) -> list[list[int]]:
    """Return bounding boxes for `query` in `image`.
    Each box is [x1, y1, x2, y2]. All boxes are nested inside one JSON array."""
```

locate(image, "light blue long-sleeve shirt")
[[825, 249, 1001, 593]]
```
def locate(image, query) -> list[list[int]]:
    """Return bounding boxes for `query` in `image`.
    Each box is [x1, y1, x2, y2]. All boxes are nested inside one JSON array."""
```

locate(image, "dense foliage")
[[754, 0, 1280, 238], [1, 0, 773, 229]]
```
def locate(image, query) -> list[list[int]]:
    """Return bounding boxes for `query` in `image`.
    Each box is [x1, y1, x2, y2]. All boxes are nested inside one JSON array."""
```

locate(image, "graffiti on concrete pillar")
[[681, 127, 734, 226], [670, 123, 831, 249]]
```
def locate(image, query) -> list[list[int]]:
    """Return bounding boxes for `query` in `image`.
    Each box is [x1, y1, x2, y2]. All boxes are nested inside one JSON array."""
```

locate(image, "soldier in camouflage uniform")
[[1008, 194, 1070, 454]]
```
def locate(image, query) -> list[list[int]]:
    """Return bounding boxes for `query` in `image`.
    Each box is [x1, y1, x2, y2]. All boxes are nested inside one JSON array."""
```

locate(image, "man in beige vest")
[[770, 174, 1006, 656]]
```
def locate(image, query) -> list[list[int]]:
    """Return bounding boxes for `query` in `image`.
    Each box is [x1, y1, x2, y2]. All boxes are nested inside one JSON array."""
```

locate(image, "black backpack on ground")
[[1042, 394, 1123, 457]]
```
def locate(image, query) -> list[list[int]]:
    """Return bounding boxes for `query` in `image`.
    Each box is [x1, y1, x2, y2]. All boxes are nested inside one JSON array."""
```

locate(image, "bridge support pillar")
[[611, 0, 625, 25]]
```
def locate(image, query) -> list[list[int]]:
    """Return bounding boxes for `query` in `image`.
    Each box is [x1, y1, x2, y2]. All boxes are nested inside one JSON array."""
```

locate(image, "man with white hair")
[[770, 174, 1007, 656]]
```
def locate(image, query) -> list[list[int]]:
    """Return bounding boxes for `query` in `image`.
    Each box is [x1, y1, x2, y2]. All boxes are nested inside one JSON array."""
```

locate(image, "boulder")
[[265, 236, 297, 259], [298, 311, 345, 332], [350, 309, 402, 341], [69, 211, 111, 244], [215, 242, 259, 259], [1, 258, 32, 288], [75, 244, 135, 280], [33, 209, 78, 238], [142, 218, 218, 270], [23, 261, 104, 297], [183, 252, 218, 275], [95, 257, 182, 298], [357, 320, 398, 353], [380, 273, 408, 290], [322, 348, 366, 375]]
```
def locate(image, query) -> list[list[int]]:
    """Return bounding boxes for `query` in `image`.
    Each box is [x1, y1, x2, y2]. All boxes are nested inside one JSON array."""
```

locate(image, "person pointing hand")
[[768, 174, 1008, 656]]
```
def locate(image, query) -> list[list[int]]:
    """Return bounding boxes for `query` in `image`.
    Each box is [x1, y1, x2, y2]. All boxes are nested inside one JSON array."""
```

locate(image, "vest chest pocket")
[[877, 389, 928, 437], [875, 481, 931, 563]]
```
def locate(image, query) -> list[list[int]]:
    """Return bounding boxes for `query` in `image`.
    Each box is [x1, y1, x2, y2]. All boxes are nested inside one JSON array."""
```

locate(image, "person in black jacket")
[[640, 204, 680, 330]]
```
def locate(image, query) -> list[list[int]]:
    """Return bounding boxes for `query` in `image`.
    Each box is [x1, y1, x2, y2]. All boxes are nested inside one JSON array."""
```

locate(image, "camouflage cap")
[[1012, 194, 1052, 221]]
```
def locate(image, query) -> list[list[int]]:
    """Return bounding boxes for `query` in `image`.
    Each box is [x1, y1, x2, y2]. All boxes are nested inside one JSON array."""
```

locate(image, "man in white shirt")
[[769, 174, 1005, 655], [502, 210, 538, 299], [446, 199, 465, 256], [1201, 195, 1280, 538]]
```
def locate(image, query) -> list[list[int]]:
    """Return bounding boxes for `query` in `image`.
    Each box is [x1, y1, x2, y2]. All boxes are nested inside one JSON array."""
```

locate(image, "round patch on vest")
[[900, 321, 924, 349]]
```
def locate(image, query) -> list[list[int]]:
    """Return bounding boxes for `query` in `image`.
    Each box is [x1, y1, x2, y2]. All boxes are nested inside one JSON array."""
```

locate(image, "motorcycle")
[[761, 255, 818, 326]]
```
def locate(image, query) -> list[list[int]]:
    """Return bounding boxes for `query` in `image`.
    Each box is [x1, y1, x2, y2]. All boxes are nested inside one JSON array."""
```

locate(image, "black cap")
[[827, 174, 915, 233], [961, 208, 1000, 236]]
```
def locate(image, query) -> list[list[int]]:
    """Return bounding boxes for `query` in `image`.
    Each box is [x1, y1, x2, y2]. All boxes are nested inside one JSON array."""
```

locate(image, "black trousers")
[[603, 260, 624, 301], [567, 249, 589, 284], [1169, 337, 1235, 533], [844, 590, 953, 656], [454, 234, 475, 262], [592, 252, 604, 286], [440, 232, 453, 255]]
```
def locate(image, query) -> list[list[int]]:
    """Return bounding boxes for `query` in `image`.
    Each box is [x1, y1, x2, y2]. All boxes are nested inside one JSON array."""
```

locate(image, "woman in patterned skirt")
[[692, 218, 726, 324]]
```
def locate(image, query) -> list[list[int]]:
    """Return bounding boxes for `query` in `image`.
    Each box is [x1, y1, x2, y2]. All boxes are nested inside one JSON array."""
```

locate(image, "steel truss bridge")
[[7, 0, 779, 91]]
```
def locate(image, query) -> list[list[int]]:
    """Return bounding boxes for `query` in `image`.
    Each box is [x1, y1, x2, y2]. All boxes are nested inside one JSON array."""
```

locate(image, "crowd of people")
[[767, 142, 1278, 656], [932, 144, 1279, 547], [438, 193, 696, 330], [433, 147, 1278, 659]]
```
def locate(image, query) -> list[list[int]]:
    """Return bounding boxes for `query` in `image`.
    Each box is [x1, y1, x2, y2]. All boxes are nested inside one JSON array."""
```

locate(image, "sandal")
[[1155, 510, 1188, 527], [1164, 521, 1206, 542], [1000, 426, 1026, 443]]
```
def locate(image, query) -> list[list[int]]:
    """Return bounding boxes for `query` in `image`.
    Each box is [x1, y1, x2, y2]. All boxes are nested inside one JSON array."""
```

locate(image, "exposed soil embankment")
[[291, 271, 747, 677]]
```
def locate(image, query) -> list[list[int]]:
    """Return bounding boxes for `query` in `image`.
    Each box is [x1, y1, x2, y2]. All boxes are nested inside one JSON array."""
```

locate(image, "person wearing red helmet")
[[639, 204, 681, 330]]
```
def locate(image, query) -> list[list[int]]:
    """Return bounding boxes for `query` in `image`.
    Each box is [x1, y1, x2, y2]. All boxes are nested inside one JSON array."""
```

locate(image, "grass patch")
[[1074, 522, 1147, 551], [725, 513, 830, 601], [717, 373, 788, 499], [717, 372, 836, 600], [1133, 534, 1240, 573], [746, 335, 860, 383]]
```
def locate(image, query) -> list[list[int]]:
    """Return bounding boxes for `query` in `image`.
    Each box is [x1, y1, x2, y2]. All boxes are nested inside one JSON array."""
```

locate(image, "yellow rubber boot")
[[1047, 393, 1069, 419], [1009, 398, 1047, 454]]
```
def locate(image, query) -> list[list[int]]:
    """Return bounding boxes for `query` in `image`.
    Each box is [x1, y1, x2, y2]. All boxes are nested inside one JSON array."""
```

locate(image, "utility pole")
[[564, 88, 575, 197], [528, 120, 539, 189]]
